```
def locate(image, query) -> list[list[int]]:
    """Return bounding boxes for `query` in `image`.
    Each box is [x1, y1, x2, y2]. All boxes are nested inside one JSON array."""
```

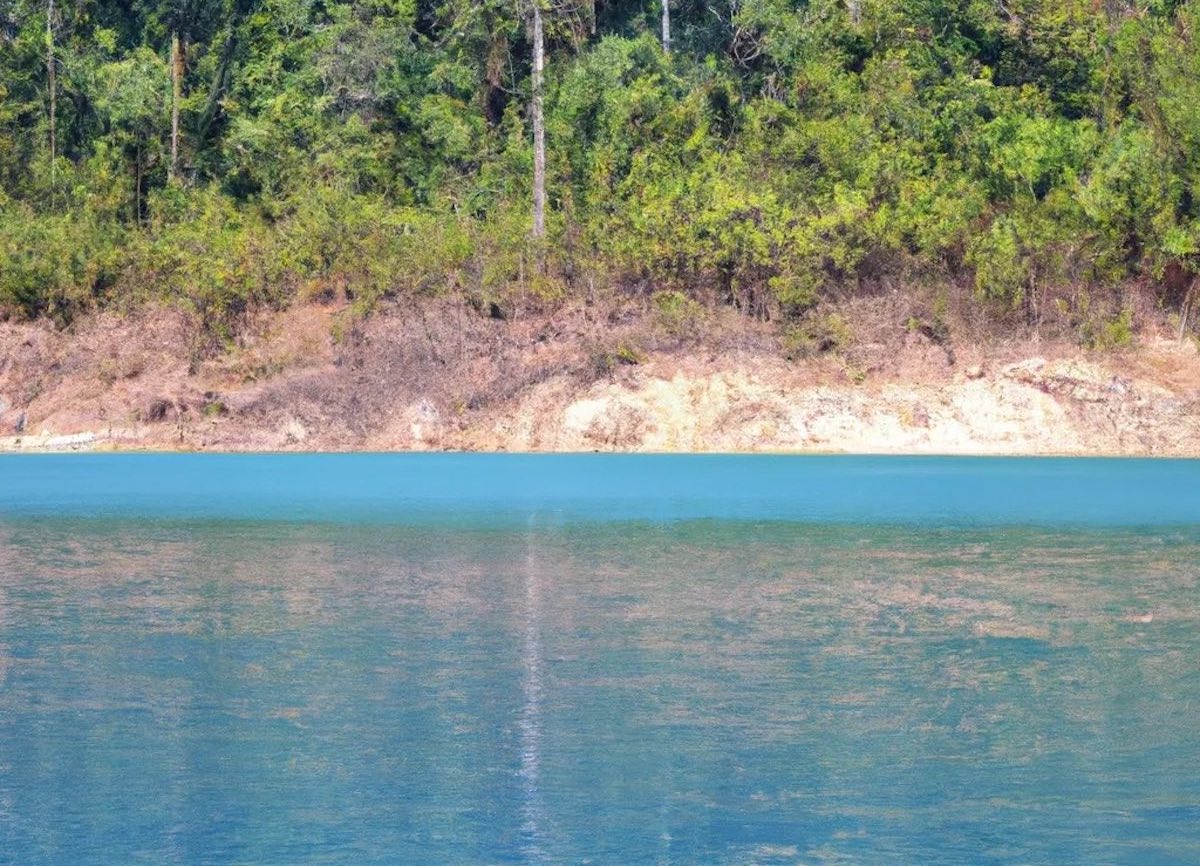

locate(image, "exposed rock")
[[43, 432, 97, 450], [406, 399, 442, 446], [1001, 358, 1169, 404], [280, 416, 309, 445], [584, 402, 650, 449]]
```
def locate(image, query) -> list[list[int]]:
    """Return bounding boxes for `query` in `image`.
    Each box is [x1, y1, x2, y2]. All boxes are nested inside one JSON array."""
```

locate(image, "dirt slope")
[[1, 300, 1198, 455]]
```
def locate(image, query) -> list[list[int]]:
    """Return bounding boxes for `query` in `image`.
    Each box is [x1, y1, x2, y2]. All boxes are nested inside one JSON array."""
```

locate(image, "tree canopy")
[[2, 0, 1199, 338]]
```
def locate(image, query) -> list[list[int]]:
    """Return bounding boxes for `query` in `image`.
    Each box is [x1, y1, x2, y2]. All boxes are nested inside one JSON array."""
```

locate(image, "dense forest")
[[2, 0, 1200, 343]]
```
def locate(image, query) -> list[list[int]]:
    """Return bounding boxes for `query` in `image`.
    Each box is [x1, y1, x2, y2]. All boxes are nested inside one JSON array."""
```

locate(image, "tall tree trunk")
[[170, 31, 182, 180], [134, 144, 142, 226], [46, 0, 56, 173], [662, 0, 670, 53], [531, 2, 546, 243]]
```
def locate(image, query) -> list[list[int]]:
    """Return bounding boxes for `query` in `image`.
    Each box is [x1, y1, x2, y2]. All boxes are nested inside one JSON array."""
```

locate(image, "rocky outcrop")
[[465, 350, 1200, 455]]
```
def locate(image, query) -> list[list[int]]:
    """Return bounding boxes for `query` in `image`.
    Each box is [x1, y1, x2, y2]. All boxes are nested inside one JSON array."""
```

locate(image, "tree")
[[45, 0, 55, 174], [3, 0, 1200, 339], [531, 0, 545, 241], [95, 46, 170, 223], [170, 28, 180, 178], [195, 0, 254, 147]]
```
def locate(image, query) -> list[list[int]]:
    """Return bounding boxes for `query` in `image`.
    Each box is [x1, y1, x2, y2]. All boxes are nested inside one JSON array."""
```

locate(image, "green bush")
[[651, 290, 704, 337], [589, 341, 645, 377], [124, 189, 274, 337], [0, 205, 122, 322], [1084, 307, 1135, 351], [783, 312, 853, 360]]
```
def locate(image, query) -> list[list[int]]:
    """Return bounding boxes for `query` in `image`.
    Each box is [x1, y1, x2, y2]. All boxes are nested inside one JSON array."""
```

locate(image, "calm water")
[[1, 456, 1198, 865]]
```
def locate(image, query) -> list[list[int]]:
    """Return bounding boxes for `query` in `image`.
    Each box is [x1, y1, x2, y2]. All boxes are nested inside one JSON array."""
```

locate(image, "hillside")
[[3, 294, 1198, 454], [5, 2, 1200, 454]]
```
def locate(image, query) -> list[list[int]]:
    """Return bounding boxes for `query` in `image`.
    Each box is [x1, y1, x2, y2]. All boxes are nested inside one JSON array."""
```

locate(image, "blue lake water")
[[1, 455, 1198, 865]]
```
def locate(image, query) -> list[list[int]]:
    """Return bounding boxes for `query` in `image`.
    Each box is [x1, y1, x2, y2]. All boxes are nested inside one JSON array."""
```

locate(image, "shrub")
[[1084, 307, 1134, 350], [783, 312, 853, 359], [589, 341, 645, 377], [651, 290, 704, 337], [0, 205, 122, 323]]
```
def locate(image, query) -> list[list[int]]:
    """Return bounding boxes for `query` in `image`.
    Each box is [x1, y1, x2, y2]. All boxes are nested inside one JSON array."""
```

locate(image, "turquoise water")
[[1, 456, 1198, 865]]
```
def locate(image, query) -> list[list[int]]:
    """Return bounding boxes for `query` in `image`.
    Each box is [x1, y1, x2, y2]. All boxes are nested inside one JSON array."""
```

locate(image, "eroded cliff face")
[[2, 302, 1199, 455], [446, 353, 1200, 455]]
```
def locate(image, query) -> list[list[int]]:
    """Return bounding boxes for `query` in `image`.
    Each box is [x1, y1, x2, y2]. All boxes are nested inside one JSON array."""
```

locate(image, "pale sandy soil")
[[1, 299, 1198, 455]]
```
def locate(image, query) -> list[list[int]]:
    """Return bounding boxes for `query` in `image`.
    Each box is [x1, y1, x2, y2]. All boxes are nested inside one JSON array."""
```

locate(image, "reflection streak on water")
[[519, 519, 547, 863]]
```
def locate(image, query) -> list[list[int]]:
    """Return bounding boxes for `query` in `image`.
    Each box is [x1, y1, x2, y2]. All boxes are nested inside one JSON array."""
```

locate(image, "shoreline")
[[3, 301, 1199, 457], [4, 445, 1200, 458]]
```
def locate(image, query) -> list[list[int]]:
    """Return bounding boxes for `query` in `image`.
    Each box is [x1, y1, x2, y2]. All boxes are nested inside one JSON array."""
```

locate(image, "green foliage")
[[1084, 306, 1135, 351], [125, 187, 273, 335], [652, 289, 704, 337], [589, 340, 645, 377], [3, 0, 1200, 342], [0, 203, 122, 321], [783, 312, 853, 360]]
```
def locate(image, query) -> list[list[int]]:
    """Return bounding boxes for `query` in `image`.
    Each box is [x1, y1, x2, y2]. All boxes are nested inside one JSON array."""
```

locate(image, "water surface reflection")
[[0, 519, 1197, 865]]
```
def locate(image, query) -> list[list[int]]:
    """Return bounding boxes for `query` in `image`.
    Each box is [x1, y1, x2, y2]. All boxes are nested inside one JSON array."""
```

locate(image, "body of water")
[[1, 455, 1198, 864]]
